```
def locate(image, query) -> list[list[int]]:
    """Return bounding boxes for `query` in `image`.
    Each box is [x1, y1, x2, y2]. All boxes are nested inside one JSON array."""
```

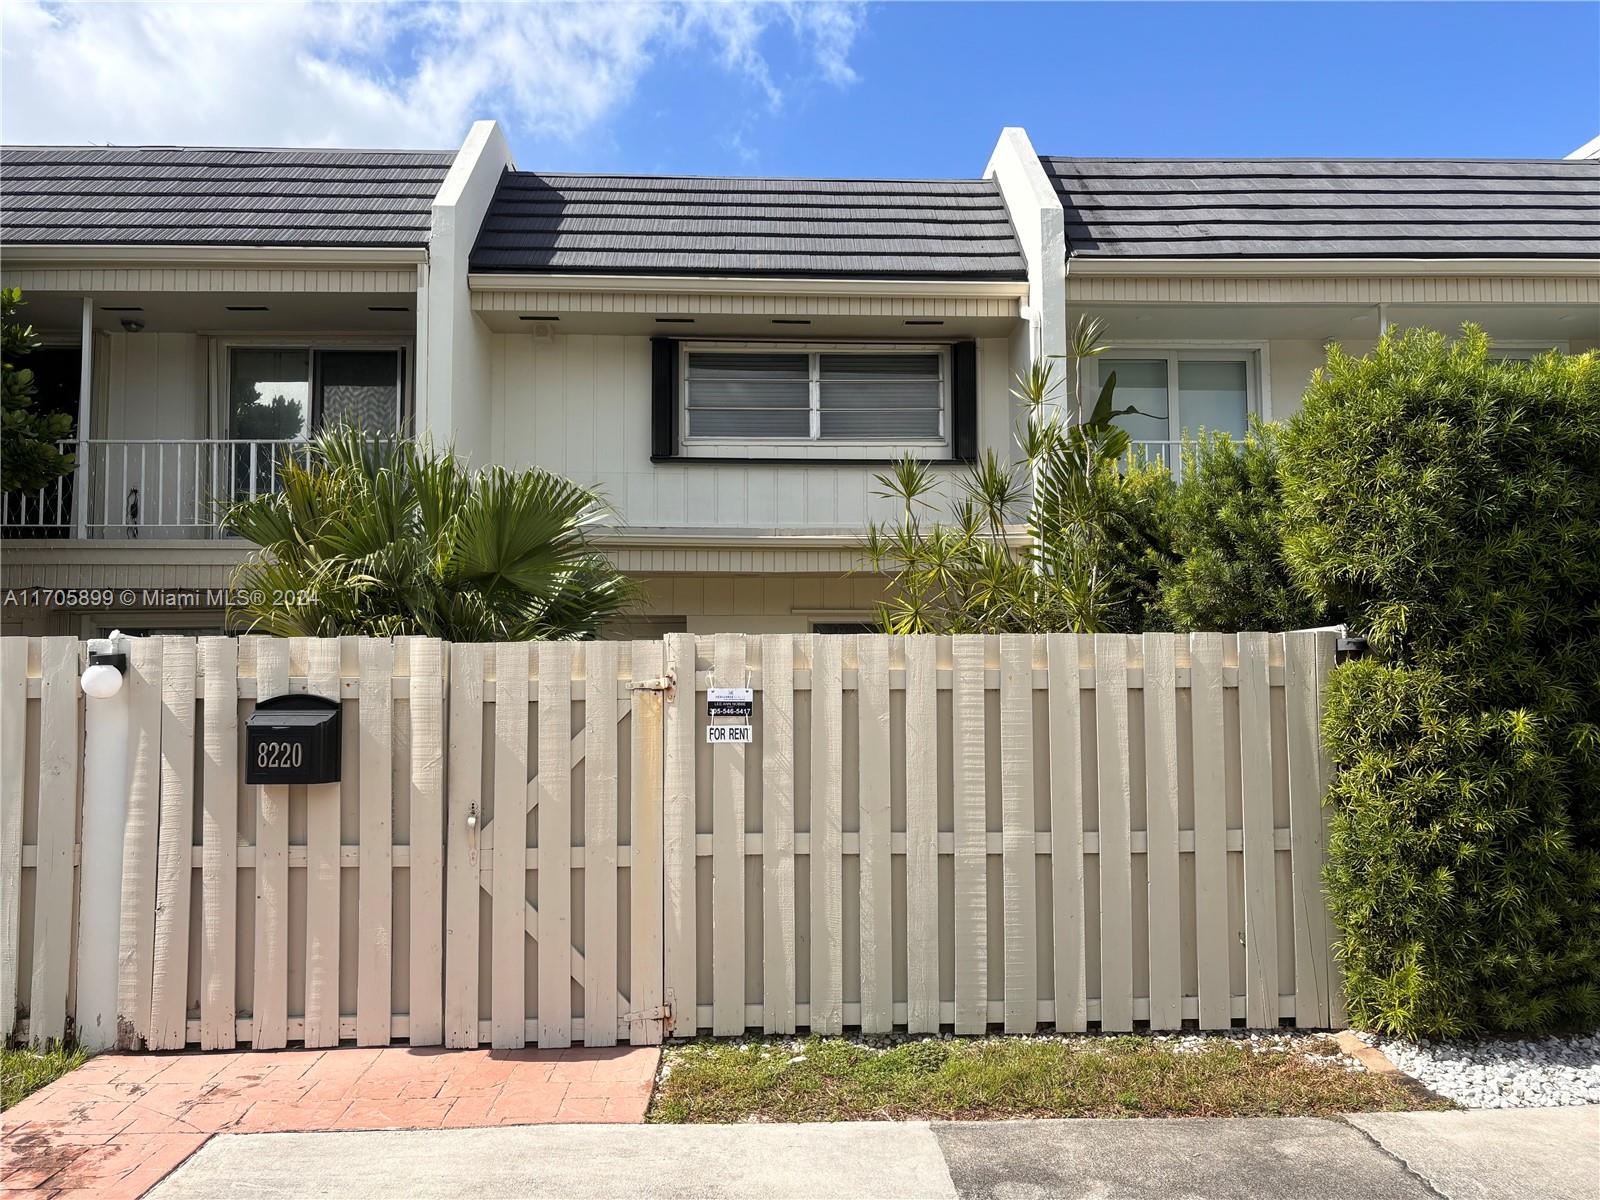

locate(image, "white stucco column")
[[74, 633, 131, 1051], [985, 126, 1068, 373]]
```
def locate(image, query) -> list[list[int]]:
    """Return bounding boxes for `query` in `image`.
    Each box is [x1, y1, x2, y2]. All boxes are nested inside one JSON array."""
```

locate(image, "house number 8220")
[[256, 741, 304, 770]]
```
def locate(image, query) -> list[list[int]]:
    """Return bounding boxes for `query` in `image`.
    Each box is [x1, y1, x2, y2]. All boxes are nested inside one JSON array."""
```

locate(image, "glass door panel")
[[1177, 359, 1249, 439], [1101, 358, 1171, 443], [318, 350, 401, 432]]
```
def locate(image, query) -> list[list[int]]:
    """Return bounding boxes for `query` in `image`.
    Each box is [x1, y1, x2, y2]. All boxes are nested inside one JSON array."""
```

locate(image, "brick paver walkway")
[[1, 1044, 660, 1198]]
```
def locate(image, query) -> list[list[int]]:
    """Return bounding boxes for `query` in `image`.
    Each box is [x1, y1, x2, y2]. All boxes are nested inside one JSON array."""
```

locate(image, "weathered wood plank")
[[1046, 633, 1086, 1032], [583, 641, 620, 1047], [999, 633, 1037, 1033], [1143, 633, 1182, 1030], [30, 637, 80, 1046], [301, 638, 342, 1048], [249, 637, 289, 1049], [808, 634, 844, 1035], [760, 634, 796, 1035], [1095, 635, 1134, 1033], [857, 635, 893, 1034], [199, 636, 239, 1050], [1190, 633, 1231, 1030], [903, 635, 939, 1034], [0, 639, 26, 1041], [1238, 631, 1279, 1028], [443, 640, 482, 1048], [710, 632, 747, 1036], [408, 637, 445, 1046], [663, 633, 697, 1036], [1286, 630, 1332, 1028], [493, 642, 530, 1048], [629, 640, 665, 1046], [951, 635, 987, 1035], [355, 638, 394, 1047], [536, 641, 574, 1047]]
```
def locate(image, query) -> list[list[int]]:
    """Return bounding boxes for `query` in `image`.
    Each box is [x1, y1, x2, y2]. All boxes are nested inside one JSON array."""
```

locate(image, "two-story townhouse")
[[3, 122, 1595, 637], [0, 140, 462, 635]]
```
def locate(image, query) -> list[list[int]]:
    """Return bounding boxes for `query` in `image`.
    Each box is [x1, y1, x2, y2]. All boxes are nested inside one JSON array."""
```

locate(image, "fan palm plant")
[[221, 428, 637, 640]]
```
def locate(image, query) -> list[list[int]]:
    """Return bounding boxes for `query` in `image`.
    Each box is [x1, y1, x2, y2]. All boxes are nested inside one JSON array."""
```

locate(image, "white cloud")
[[0, 0, 864, 150]]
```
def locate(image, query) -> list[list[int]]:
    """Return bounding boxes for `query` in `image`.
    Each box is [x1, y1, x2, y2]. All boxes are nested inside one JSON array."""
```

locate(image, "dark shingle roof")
[[1, 146, 456, 247], [1043, 157, 1600, 259], [469, 172, 1028, 279]]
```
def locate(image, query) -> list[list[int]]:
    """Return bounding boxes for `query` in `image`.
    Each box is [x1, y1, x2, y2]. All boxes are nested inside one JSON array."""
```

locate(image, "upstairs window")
[[683, 346, 947, 444]]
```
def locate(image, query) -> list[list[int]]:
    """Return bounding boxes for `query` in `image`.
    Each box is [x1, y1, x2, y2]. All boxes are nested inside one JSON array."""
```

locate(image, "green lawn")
[[2, 1045, 87, 1111], [649, 1034, 1449, 1123]]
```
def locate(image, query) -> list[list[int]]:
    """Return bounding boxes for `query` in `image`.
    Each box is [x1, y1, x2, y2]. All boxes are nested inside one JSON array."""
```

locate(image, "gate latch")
[[622, 1002, 673, 1032], [630, 672, 676, 698]]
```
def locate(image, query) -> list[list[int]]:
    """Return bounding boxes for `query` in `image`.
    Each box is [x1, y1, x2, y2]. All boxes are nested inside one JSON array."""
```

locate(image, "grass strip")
[[649, 1034, 1451, 1123]]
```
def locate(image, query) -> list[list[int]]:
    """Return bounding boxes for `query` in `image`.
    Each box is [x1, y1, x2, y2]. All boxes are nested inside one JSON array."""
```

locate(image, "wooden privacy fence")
[[1, 630, 1342, 1049]]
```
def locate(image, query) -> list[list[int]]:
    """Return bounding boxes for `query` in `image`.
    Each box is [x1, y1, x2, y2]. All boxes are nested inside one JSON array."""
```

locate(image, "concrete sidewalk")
[[149, 1107, 1598, 1200]]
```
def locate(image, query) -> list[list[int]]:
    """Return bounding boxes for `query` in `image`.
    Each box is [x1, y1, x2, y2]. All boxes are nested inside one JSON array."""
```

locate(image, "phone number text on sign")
[[706, 724, 753, 745]]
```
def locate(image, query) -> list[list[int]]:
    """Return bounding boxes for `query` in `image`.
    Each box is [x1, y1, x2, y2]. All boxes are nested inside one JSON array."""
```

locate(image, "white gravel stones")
[[1358, 1030, 1600, 1109]]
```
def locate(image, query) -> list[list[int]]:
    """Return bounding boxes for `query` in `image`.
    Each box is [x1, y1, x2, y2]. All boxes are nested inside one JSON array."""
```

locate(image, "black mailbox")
[[246, 694, 342, 785]]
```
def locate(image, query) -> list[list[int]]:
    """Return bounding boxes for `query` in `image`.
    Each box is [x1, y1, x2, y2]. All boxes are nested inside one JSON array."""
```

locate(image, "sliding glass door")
[[1097, 350, 1255, 470]]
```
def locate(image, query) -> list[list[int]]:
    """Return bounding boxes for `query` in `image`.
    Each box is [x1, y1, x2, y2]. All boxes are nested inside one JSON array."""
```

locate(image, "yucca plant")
[[863, 318, 1173, 634], [221, 427, 637, 640]]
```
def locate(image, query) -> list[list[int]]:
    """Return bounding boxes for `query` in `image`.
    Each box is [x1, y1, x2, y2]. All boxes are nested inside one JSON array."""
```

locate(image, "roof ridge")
[[2, 143, 454, 156]]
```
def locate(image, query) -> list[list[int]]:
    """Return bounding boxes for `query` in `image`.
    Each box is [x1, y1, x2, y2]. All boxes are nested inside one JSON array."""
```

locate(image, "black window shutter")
[[650, 338, 680, 460], [951, 340, 978, 462]]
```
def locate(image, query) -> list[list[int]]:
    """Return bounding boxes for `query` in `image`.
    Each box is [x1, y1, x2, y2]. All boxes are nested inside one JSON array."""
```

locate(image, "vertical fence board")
[[118, 638, 164, 1049], [30, 638, 80, 1046], [493, 643, 530, 1048], [951, 635, 987, 1035], [1314, 631, 1346, 1028], [0, 640, 25, 1041], [149, 638, 196, 1050], [1238, 632, 1279, 1027], [663, 633, 697, 1036], [999, 634, 1037, 1033], [302, 638, 342, 1047], [903, 635, 939, 1034], [1143, 634, 1182, 1030], [1286, 630, 1335, 1028], [857, 635, 893, 1033], [584, 641, 620, 1048], [536, 642, 574, 1048], [1189, 633, 1231, 1030], [629, 641, 666, 1045], [250, 638, 289, 1049], [760, 634, 796, 1035], [711, 633, 747, 1036], [200, 637, 238, 1050], [356, 639, 394, 1047], [443, 641, 482, 1047], [408, 637, 445, 1046], [809, 634, 844, 1035], [1095, 635, 1134, 1032], [1046, 634, 1087, 1032]]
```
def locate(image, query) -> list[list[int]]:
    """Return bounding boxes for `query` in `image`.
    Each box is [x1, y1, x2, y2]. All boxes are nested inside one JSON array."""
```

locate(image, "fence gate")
[[442, 640, 668, 1049]]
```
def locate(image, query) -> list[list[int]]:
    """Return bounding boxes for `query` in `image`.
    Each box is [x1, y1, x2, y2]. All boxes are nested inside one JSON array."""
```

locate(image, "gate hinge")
[[622, 1003, 672, 1031]]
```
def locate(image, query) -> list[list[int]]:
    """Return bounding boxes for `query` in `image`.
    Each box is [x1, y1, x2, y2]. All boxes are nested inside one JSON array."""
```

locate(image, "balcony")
[[1, 440, 312, 540]]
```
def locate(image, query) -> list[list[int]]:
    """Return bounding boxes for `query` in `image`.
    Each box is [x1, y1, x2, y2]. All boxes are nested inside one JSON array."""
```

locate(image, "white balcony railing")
[[1, 439, 313, 539]]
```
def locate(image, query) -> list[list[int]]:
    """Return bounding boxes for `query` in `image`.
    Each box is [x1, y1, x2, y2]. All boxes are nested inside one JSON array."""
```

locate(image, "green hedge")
[[1157, 421, 1323, 633], [1279, 327, 1600, 1037]]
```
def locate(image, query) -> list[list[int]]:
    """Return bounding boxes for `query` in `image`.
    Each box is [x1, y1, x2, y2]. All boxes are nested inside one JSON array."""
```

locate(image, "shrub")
[[1157, 421, 1324, 633], [865, 343, 1175, 636], [1280, 327, 1600, 1037], [223, 427, 638, 640]]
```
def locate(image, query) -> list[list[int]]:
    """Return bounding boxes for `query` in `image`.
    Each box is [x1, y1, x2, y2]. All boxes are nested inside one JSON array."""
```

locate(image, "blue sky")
[[587, 2, 1600, 176], [5, 2, 1597, 173]]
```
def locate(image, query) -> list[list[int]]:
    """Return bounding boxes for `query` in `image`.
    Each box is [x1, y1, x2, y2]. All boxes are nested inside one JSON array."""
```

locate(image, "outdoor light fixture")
[[120, 318, 145, 333], [81, 632, 128, 699]]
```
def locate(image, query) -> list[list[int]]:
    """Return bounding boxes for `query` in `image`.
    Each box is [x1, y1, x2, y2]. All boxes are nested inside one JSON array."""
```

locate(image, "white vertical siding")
[[490, 332, 1015, 531]]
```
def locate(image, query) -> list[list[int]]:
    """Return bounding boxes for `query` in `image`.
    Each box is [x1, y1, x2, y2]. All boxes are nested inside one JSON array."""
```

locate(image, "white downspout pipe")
[[74, 632, 130, 1051]]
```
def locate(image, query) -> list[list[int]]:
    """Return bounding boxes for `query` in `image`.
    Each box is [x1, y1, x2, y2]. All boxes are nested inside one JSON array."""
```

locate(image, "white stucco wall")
[[487, 331, 1015, 530], [420, 120, 513, 463]]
